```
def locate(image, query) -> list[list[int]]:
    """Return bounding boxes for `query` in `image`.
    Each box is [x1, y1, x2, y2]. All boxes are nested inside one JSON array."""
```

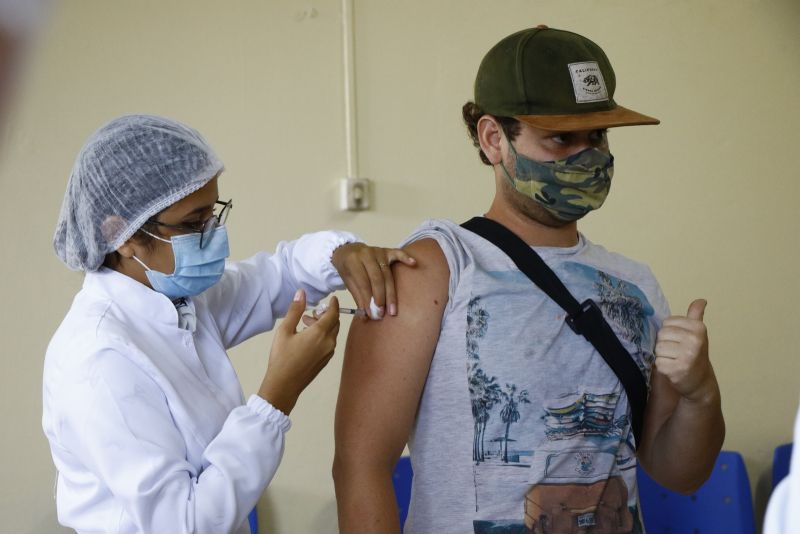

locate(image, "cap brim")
[[515, 105, 660, 131]]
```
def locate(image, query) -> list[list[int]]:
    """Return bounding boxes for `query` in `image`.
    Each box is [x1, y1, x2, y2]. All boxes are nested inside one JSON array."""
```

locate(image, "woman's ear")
[[477, 115, 504, 165], [116, 238, 137, 260], [100, 215, 137, 259]]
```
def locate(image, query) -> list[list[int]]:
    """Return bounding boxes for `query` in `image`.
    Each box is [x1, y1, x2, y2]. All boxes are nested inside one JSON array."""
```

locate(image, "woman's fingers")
[[380, 261, 398, 316], [314, 296, 341, 333], [357, 247, 418, 318], [343, 262, 372, 315], [381, 248, 415, 316], [279, 289, 306, 335], [363, 259, 387, 317], [387, 248, 416, 267], [336, 245, 418, 320]]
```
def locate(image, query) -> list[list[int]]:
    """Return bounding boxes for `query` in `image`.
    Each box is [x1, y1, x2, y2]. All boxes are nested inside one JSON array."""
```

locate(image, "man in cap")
[[333, 26, 724, 533]]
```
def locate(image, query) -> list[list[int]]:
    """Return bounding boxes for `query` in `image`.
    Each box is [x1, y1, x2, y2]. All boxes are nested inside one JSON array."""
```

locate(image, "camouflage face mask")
[[500, 141, 614, 222]]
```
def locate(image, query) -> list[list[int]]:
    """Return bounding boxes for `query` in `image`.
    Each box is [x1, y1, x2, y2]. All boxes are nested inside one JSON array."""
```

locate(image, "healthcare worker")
[[42, 114, 413, 533]]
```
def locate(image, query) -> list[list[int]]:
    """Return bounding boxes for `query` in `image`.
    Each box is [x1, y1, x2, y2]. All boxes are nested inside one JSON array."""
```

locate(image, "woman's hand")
[[258, 289, 340, 415], [331, 243, 416, 319]]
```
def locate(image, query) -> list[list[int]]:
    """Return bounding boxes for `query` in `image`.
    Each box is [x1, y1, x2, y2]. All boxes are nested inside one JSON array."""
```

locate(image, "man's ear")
[[477, 115, 504, 165]]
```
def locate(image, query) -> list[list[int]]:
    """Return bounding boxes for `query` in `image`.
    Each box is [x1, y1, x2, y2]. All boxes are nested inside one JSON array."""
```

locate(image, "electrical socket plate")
[[339, 177, 371, 211]]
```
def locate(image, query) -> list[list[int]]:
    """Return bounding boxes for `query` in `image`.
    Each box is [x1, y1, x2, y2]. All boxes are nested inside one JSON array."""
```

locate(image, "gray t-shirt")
[[400, 219, 670, 534]]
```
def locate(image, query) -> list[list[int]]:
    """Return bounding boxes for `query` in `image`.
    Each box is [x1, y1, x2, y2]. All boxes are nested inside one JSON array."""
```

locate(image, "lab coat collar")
[[83, 267, 184, 328]]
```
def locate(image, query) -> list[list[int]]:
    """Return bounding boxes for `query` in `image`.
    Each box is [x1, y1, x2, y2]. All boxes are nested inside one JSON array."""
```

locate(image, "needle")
[[337, 307, 367, 316], [307, 304, 367, 317]]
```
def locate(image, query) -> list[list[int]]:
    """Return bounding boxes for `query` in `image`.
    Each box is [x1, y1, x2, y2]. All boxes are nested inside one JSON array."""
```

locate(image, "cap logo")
[[568, 61, 608, 103]]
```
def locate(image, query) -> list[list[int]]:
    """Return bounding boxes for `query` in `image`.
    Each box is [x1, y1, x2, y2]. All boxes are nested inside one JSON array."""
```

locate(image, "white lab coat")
[[42, 230, 356, 534], [764, 402, 800, 533]]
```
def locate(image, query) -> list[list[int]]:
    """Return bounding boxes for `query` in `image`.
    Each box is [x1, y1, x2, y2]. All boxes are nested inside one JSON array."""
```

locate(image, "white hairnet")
[[54, 114, 224, 271]]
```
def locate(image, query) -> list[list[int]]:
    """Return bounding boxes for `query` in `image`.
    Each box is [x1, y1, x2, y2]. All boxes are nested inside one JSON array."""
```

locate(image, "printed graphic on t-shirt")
[[466, 262, 657, 534], [563, 262, 658, 384]]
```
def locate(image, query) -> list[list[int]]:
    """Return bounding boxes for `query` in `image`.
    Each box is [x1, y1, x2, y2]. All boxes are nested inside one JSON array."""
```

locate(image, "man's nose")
[[567, 139, 595, 157], [574, 139, 594, 152], [573, 134, 608, 155]]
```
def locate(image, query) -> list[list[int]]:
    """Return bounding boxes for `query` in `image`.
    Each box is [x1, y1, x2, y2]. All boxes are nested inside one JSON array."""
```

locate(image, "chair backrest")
[[393, 456, 413, 532], [248, 507, 258, 534], [637, 450, 755, 534], [773, 443, 793, 489]]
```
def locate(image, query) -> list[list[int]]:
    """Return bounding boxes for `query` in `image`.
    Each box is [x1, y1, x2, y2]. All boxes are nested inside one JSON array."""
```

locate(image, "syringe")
[[308, 304, 367, 317]]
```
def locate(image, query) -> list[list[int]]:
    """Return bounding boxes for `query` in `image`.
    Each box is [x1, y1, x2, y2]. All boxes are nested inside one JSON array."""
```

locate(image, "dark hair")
[[462, 101, 521, 165], [101, 220, 161, 270]]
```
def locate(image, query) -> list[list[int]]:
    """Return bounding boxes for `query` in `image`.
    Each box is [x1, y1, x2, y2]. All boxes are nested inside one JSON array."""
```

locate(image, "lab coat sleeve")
[[64, 347, 289, 534], [764, 403, 800, 533], [203, 229, 361, 348]]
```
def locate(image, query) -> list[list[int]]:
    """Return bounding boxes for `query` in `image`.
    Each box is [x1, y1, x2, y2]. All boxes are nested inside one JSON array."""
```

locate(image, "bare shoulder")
[[345, 237, 449, 348], [394, 237, 450, 305], [402, 236, 447, 261]]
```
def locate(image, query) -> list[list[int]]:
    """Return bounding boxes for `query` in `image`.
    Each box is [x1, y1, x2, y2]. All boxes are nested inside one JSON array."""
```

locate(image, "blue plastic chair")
[[248, 507, 258, 534], [392, 456, 413, 532], [637, 450, 755, 534], [773, 443, 793, 489]]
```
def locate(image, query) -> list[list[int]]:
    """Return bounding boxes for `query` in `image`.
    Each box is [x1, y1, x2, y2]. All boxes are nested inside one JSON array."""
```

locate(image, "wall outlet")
[[339, 177, 371, 211]]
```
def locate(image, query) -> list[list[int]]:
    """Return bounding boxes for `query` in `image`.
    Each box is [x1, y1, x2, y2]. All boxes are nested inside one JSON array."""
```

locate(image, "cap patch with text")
[[568, 61, 608, 103]]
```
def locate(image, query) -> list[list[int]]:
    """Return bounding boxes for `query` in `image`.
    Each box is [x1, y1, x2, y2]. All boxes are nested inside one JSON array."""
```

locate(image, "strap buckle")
[[566, 299, 601, 335]]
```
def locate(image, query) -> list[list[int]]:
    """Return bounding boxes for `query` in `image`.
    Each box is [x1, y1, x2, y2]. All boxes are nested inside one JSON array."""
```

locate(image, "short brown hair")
[[462, 101, 521, 165]]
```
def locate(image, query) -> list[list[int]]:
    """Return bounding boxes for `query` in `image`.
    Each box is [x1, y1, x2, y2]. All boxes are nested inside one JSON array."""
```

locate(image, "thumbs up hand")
[[654, 299, 717, 402]]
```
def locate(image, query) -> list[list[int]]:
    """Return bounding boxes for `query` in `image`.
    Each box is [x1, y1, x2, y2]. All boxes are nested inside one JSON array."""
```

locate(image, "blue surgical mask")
[[132, 225, 230, 300]]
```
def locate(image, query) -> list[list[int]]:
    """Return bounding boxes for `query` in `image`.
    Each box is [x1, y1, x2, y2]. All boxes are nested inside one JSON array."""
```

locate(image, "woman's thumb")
[[281, 289, 306, 333]]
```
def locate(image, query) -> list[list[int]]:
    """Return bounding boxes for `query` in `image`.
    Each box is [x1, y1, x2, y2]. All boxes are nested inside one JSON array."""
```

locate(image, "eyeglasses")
[[145, 199, 233, 249]]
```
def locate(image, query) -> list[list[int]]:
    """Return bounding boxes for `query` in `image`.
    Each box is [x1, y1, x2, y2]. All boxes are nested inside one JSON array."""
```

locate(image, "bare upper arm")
[[334, 238, 450, 470]]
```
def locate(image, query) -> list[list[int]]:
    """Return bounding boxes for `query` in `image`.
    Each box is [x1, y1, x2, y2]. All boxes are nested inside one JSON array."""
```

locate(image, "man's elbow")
[[663, 476, 708, 496], [643, 463, 716, 496]]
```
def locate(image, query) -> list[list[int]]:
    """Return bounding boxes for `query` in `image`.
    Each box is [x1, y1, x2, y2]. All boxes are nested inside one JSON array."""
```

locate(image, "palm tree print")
[[469, 364, 501, 462], [466, 297, 499, 463], [594, 271, 652, 377], [466, 296, 489, 360], [499, 384, 531, 463], [466, 298, 531, 464]]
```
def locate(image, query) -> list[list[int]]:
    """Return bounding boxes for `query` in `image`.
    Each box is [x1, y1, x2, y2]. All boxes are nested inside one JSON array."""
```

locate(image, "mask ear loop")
[[496, 128, 518, 185], [131, 255, 152, 272], [130, 228, 172, 272]]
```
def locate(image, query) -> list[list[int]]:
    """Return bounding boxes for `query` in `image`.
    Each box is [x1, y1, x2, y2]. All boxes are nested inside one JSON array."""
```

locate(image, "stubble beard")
[[498, 169, 579, 229]]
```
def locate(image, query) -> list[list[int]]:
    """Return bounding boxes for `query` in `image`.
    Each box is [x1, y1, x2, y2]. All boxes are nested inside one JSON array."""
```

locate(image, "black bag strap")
[[461, 216, 648, 447]]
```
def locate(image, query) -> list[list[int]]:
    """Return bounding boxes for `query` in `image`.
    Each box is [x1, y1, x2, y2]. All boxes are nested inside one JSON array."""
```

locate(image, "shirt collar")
[[83, 267, 184, 328], [532, 232, 587, 257]]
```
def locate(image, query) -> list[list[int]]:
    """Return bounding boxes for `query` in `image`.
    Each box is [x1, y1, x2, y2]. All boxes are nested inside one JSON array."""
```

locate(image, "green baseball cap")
[[474, 26, 659, 131]]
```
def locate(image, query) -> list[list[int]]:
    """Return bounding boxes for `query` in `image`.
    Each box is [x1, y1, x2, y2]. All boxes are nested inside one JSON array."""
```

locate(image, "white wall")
[[1, 1, 798, 531]]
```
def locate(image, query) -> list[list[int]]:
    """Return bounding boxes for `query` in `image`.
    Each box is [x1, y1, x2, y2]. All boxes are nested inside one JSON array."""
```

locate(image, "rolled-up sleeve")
[[202, 230, 361, 348]]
